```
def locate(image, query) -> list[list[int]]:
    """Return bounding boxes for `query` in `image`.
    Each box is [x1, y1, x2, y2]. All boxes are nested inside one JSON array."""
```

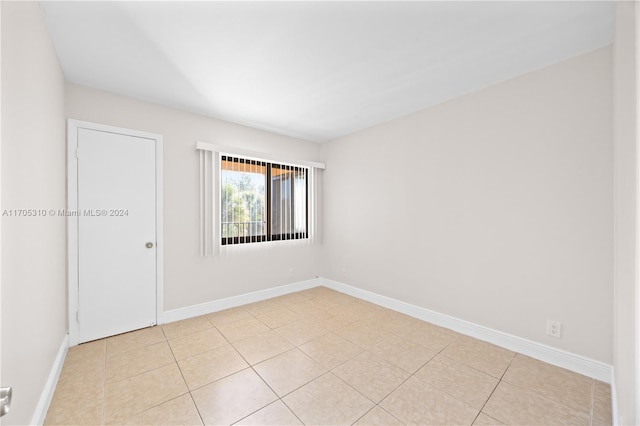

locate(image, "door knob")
[[145, 242, 154, 249]]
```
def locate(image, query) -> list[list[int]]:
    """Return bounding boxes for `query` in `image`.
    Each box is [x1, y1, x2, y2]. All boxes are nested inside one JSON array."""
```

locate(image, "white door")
[[77, 127, 157, 343]]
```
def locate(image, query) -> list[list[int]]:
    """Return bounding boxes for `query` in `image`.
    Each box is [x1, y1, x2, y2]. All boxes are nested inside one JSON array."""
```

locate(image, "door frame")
[[67, 119, 164, 347]]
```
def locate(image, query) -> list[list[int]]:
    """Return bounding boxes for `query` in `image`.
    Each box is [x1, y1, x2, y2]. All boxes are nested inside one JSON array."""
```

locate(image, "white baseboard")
[[162, 276, 612, 384], [162, 278, 322, 323], [160, 277, 616, 419], [320, 278, 613, 383], [31, 334, 69, 425], [26, 280, 618, 424]]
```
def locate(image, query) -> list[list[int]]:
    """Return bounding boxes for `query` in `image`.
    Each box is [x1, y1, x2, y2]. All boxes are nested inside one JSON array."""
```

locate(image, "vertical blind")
[[199, 148, 214, 256], [196, 142, 323, 256], [221, 155, 309, 246], [220, 155, 267, 245]]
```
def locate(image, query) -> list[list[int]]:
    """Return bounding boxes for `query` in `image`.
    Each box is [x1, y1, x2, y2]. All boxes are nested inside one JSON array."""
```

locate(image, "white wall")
[[65, 85, 323, 312], [1, 2, 67, 425], [0, 3, 626, 421], [613, 2, 639, 424], [322, 47, 613, 364]]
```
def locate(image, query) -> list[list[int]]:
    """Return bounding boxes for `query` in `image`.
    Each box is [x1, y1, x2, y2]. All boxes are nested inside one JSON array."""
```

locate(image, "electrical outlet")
[[288, 268, 294, 279], [546, 320, 562, 338]]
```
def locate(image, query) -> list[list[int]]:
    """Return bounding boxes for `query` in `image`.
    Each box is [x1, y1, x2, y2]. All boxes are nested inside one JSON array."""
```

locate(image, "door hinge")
[[76, 311, 79, 322], [75, 148, 80, 159]]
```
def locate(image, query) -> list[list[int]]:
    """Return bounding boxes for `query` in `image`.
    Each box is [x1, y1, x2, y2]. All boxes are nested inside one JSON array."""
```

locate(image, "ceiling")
[[39, 1, 614, 143]]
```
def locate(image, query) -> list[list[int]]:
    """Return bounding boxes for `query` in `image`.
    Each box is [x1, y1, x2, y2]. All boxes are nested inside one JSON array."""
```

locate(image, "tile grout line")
[[108, 326, 194, 423], [212, 322, 279, 424], [258, 293, 454, 424], [101, 340, 176, 385], [589, 379, 595, 426], [382, 342, 463, 420], [228, 295, 375, 424], [54, 288, 611, 426], [469, 351, 517, 425], [278, 398, 306, 426], [242, 341, 308, 424], [202, 313, 287, 424], [340, 342, 448, 425], [350, 404, 377, 425], [101, 339, 107, 426], [178, 318, 254, 394], [112, 328, 185, 420], [162, 323, 206, 426], [224, 300, 313, 425], [332, 328, 454, 425], [495, 353, 595, 423], [230, 294, 328, 423]]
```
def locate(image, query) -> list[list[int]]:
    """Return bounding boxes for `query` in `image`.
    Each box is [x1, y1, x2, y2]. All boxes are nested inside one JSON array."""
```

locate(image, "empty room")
[[1, 1, 638, 425]]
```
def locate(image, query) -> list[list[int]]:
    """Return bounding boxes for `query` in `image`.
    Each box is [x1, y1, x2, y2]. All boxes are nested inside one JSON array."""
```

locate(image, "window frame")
[[196, 141, 324, 257], [220, 154, 309, 247]]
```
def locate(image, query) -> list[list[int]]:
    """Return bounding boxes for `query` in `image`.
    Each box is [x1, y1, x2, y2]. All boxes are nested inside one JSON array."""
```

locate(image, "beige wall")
[[65, 85, 323, 312], [321, 47, 613, 363], [1, 3, 631, 422], [613, 2, 639, 424], [1, 2, 67, 425]]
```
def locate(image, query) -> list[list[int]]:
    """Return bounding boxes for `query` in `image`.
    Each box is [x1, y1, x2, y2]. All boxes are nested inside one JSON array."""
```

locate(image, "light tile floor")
[[45, 286, 612, 425]]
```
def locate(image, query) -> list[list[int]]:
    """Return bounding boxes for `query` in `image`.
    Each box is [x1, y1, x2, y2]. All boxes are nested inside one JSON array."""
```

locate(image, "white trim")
[[198, 143, 322, 257], [67, 121, 79, 346], [67, 120, 164, 346], [161, 276, 612, 383], [636, 6, 640, 426], [30, 334, 68, 426], [198, 149, 215, 256], [159, 277, 616, 418], [636, 7, 640, 426], [320, 278, 613, 383], [162, 278, 321, 323], [155, 138, 165, 325], [611, 367, 619, 425], [196, 141, 326, 170]]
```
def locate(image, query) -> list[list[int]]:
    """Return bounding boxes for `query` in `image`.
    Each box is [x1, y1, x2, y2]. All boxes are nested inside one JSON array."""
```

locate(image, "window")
[[196, 141, 323, 256], [220, 155, 308, 245]]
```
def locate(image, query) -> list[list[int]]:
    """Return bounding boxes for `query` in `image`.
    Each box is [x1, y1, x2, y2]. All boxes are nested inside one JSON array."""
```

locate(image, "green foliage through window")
[[221, 155, 307, 245]]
